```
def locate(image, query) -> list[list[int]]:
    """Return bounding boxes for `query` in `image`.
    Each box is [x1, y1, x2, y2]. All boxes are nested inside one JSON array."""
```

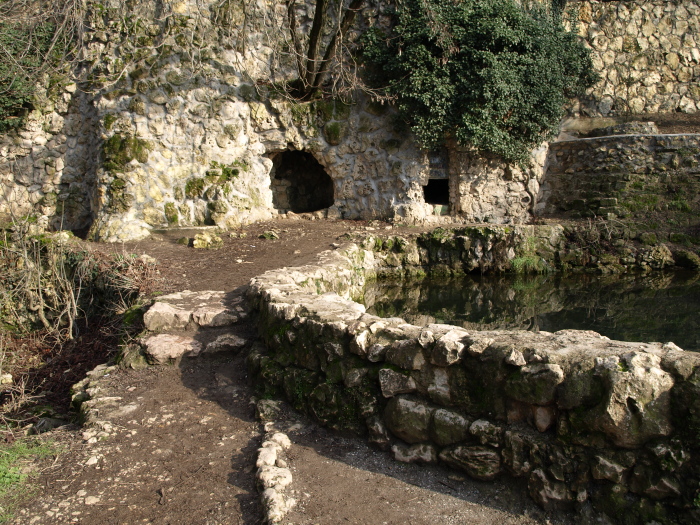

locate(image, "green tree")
[[361, 0, 597, 165]]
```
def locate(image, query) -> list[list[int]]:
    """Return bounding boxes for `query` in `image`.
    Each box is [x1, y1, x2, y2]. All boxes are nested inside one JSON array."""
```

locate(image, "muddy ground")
[[12, 218, 580, 525]]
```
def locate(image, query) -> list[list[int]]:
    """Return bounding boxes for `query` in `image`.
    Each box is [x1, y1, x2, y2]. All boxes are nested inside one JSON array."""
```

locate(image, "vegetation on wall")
[[0, 0, 85, 133], [361, 0, 597, 165], [0, 17, 57, 132]]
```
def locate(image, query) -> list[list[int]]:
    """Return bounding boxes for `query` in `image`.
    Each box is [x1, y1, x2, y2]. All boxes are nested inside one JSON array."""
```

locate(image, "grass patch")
[[0, 437, 57, 523]]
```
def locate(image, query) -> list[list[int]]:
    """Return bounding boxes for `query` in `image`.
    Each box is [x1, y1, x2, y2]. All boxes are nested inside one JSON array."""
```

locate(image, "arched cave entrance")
[[270, 150, 334, 213]]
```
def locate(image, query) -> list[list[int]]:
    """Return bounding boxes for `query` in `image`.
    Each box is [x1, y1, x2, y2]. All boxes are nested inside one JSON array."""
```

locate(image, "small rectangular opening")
[[423, 179, 450, 206]]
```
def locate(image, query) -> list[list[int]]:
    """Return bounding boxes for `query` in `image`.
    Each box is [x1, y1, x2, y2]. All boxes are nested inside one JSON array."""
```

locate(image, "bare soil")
[[12, 219, 575, 525]]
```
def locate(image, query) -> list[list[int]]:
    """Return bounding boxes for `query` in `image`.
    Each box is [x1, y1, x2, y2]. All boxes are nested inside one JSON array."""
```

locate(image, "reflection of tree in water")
[[364, 271, 700, 351]]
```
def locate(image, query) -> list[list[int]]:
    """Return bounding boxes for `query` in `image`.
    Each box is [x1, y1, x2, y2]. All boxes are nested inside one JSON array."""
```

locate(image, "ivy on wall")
[[361, 0, 598, 165], [0, 19, 58, 132]]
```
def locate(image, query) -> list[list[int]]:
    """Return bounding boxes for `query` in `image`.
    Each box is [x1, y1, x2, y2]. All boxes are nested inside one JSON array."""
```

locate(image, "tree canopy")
[[361, 0, 598, 165]]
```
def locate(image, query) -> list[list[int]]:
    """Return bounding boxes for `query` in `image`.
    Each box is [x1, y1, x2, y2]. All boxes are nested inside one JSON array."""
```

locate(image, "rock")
[[268, 432, 292, 450], [378, 368, 417, 397], [385, 339, 426, 370], [0, 373, 12, 385], [259, 230, 280, 240], [392, 442, 438, 464], [257, 447, 278, 468], [505, 364, 565, 405], [469, 419, 503, 447], [257, 466, 293, 490], [256, 400, 283, 421], [33, 417, 68, 434], [505, 349, 526, 367], [430, 408, 470, 446], [591, 455, 626, 484], [144, 290, 242, 331], [584, 352, 674, 448], [84, 496, 100, 505], [673, 249, 700, 270], [366, 415, 391, 450], [143, 301, 192, 331], [528, 469, 572, 510], [384, 396, 434, 444], [192, 232, 223, 249], [205, 333, 249, 354], [532, 406, 556, 432], [431, 329, 467, 366], [502, 431, 532, 476], [261, 488, 295, 523], [439, 445, 502, 481], [142, 334, 202, 364]]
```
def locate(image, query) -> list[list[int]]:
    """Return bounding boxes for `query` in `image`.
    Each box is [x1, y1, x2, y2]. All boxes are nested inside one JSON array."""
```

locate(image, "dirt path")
[[15, 219, 574, 525]]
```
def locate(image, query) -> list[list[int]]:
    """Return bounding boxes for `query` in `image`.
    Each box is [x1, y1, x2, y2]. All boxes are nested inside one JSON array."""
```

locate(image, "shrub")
[[0, 19, 58, 132], [361, 0, 597, 165]]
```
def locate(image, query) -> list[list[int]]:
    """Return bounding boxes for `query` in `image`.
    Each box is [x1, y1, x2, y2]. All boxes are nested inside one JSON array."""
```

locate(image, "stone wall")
[[572, 0, 700, 116], [3, 0, 700, 239], [537, 133, 700, 227], [0, 88, 99, 231], [246, 230, 700, 523]]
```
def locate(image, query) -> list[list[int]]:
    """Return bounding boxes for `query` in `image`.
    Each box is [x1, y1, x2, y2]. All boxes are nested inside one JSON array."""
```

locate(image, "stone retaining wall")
[[246, 230, 700, 523], [537, 134, 700, 224], [572, 0, 700, 116]]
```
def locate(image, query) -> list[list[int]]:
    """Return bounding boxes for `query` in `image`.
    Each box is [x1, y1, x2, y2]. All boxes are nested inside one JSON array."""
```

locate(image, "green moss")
[[238, 84, 257, 102], [102, 134, 152, 172], [164, 203, 178, 225], [324, 121, 346, 145], [185, 177, 205, 199], [103, 114, 118, 131]]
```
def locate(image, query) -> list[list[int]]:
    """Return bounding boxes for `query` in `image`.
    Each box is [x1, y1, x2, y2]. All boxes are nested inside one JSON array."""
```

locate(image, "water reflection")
[[363, 271, 700, 352]]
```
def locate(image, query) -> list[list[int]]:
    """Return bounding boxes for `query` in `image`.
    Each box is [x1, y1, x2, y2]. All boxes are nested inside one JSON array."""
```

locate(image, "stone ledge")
[[247, 231, 700, 523]]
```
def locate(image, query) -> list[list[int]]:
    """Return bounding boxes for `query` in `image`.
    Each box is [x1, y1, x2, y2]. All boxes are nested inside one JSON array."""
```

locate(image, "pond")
[[363, 271, 700, 352]]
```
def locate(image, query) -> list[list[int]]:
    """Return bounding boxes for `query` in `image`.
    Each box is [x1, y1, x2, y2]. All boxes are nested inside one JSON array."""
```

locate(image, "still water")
[[363, 271, 700, 352]]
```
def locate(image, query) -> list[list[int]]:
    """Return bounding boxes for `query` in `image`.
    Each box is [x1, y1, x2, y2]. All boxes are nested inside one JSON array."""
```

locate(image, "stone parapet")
[[247, 231, 700, 523]]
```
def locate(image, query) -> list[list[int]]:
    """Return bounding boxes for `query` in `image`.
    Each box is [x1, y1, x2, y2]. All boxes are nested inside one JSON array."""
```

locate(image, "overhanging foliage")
[[361, 0, 598, 165]]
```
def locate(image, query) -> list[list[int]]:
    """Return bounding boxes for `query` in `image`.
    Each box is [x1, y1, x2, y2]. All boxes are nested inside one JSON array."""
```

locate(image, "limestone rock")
[[143, 301, 191, 331], [591, 455, 626, 484], [469, 419, 504, 447], [379, 368, 417, 397], [144, 290, 242, 331], [384, 396, 433, 444], [385, 339, 426, 370], [505, 364, 565, 405], [585, 352, 674, 448], [261, 488, 295, 523], [142, 334, 202, 364], [192, 232, 223, 249], [439, 445, 502, 481], [430, 408, 470, 446], [431, 329, 467, 366], [528, 469, 573, 510], [366, 415, 391, 450], [204, 333, 249, 354], [392, 442, 438, 464], [257, 466, 293, 490]]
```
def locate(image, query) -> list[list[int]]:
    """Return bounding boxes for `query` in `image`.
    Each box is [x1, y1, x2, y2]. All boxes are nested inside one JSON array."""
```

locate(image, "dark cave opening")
[[270, 150, 334, 213], [423, 178, 450, 206]]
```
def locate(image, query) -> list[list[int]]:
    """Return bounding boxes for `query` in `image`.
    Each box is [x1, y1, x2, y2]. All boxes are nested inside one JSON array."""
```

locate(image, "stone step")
[[144, 289, 248, 332], [140, 328, 252, 365], [140, 289, 252, 364]]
